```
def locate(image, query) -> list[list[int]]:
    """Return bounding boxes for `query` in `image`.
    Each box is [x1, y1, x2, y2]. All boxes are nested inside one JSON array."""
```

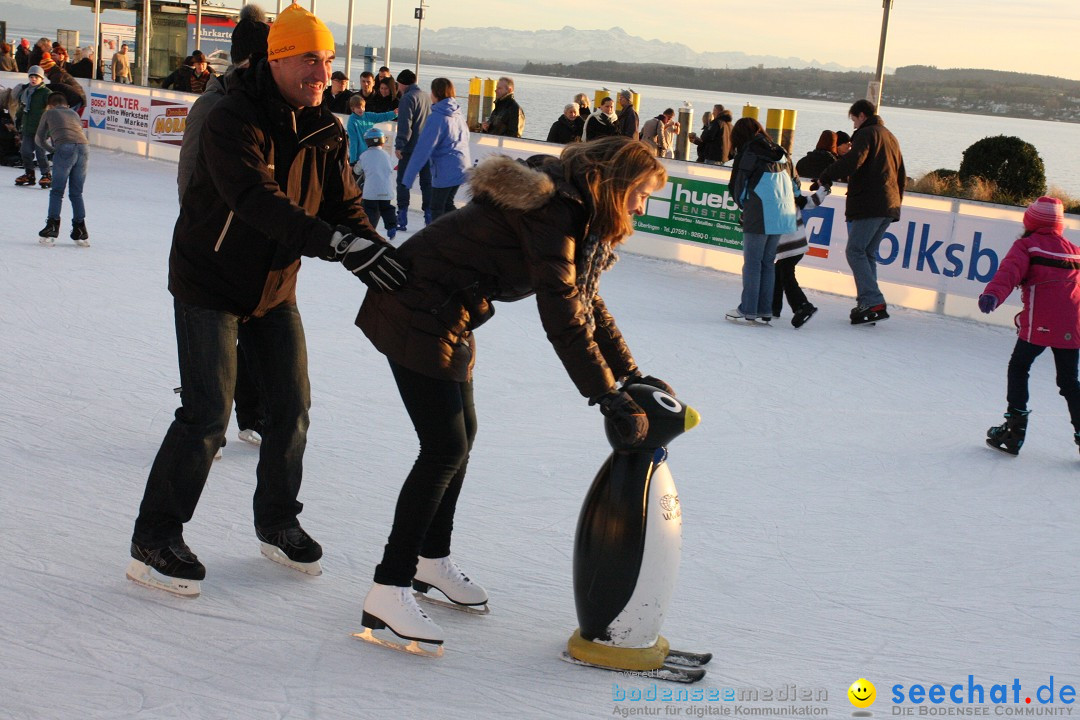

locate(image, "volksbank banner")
[[634, 174, 1079, 300]]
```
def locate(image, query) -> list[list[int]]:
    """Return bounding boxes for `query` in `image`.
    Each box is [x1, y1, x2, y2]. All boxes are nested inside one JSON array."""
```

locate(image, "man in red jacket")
[[818, 99, 906, 325]]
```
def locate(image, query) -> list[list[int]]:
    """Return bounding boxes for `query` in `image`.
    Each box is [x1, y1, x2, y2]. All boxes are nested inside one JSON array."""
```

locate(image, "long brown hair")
[[730, 117, 768, 151], [560, 136, 667, 245], [431, 77, 455, 101]]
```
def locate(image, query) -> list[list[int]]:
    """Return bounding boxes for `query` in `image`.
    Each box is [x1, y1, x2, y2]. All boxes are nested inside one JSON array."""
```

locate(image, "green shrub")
[[930, 168, 958, 179], [959, 136, 1046, 203]]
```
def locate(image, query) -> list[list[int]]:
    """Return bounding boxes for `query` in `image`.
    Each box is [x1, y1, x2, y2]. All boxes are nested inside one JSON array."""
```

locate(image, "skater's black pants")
[[362, 199, 398, 234], [395, 152, 430, 213], [1006, 338, 1080, 432], [234, 341, 265, 434], [133, 299, 310, 548], [772, 254, 809, 318], [375, 360, 476, 587]]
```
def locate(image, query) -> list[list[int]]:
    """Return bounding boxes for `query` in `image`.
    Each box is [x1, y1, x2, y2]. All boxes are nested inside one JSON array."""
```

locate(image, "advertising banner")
[[88, 89, 149, 138], [633, 172, 1070, 300], [187, 15, 236, 75], [148, 100, 189, 147]]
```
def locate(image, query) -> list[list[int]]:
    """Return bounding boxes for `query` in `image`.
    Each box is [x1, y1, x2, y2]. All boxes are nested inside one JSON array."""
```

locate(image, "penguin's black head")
[[605, 384, 701, 451]]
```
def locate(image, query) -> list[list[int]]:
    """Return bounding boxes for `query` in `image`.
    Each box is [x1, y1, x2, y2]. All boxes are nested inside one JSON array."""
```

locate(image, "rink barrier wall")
[[6, 72, 1077, 329]]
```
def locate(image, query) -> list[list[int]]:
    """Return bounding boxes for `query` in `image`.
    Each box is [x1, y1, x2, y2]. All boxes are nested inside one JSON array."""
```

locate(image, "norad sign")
[[633, 177, 744, 250]]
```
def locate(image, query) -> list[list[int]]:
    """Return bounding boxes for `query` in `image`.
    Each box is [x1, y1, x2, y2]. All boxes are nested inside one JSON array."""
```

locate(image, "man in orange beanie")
[[126, 1, 404, 598]]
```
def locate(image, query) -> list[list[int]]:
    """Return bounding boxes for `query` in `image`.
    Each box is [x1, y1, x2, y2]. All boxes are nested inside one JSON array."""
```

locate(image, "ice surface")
[[1, 151, 1077, 719]]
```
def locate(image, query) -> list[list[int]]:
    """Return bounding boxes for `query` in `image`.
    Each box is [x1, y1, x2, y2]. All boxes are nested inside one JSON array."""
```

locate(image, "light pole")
[[414, 1, 427, 77], [344, 0, 356, 84], [384, 0, 393, 70], [871, 0, 894, 108]]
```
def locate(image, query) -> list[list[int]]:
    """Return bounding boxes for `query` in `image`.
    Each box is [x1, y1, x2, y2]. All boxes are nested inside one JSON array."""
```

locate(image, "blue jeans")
[[20, 132, 49, 175], [429, 185, 459, 221], [846, 217, 893, 308], [739, 233, 781, 318], [133, 300, 311, 547], [374, 360, 476, 586], [396, 151, 431, 213], [47, 143, 88, 221]]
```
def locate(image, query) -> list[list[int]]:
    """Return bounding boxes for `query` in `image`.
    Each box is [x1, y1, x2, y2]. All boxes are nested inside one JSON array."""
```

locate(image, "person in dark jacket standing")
[[125, 2, 406, 599], [353, 136, 673, 651], [795, 130, 838, 181], [615, 89, 638, 138], [818, 99, 906, 325], [481, 76, 524, 137], [322, 70, 354, 113], [584, 96, 618, 141], [15, 39, 31, 73], [394, 68, 432, 230], [690, 104, 733, 165], [546, 102, 581, 144]]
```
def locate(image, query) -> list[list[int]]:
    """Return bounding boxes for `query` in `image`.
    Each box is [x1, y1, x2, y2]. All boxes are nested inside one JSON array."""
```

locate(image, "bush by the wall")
[[959, 136, 1046, 203]]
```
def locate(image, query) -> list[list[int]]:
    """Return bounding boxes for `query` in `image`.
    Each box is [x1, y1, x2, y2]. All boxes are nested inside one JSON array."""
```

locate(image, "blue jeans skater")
[[739, 232, 781, 319], [47, 142, 88, 223], [846, 217, 893, 308]]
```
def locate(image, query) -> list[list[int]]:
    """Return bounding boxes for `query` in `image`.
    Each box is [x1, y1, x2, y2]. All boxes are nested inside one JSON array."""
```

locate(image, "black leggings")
[[1006, 339, 1080, 432], [772, 254, 809, 317], [374, 360, 477, 586]]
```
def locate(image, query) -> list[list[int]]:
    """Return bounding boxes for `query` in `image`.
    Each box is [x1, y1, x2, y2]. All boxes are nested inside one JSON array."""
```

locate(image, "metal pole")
[[344, 0, 355, 84], [93, 0, 100, 81], [142, 0, 150, 85], [277, 0, 283, 15], [311, 0, 316, 14], [384, 0, 392, 69], [414, 5, 423, 78], [873, 0, 893, 108], [195, 0, 202, 56]]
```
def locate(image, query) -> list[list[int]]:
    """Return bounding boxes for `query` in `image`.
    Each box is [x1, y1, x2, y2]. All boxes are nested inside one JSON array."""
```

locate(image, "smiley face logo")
[[848, 678, 876, 708]]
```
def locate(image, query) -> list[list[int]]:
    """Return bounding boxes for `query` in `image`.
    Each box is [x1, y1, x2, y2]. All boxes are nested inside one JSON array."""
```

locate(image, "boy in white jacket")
[[358, 127, 398, 239]]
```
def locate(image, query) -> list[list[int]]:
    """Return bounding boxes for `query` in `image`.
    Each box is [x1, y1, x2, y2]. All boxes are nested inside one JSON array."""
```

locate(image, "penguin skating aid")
[[561, 384, 710, 683]]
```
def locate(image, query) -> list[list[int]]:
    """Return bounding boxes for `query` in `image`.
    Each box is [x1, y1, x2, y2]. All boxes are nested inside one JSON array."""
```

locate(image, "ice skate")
[[14, 171, 36, 186], [395, 208, 408, 232], [792, 303, 818, 328], [851, 303, 889, 326], [237, 428, 262, 446], [38, 172, 52, 189], [986, 407, 1029, 455], [257, 524, 323, 575], [725, 309, 759, 326], [38, 217, 60, 247], [126, 540, 205, 597], [71, 221, 90, 247], [354, 582, 444, 657], [413, 555, 490, 614]]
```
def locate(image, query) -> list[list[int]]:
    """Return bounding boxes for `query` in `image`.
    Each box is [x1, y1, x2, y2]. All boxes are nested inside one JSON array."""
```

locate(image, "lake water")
[[402, 62, 1080, 199]]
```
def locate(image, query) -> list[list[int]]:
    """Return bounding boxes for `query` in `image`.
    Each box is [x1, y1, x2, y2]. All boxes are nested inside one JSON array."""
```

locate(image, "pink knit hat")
[[1023, 196, 1065, 234]]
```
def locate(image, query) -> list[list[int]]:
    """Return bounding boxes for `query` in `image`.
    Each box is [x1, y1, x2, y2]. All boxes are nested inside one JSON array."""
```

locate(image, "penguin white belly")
[[600, 460, 683, 648]]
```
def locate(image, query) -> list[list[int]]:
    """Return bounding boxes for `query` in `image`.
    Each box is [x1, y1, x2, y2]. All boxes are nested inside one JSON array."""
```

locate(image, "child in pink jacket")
[[979, 196, 1080, 455]]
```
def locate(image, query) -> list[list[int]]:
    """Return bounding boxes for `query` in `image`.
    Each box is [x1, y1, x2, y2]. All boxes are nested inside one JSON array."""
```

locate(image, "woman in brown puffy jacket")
[[354, 136, 674, 651]]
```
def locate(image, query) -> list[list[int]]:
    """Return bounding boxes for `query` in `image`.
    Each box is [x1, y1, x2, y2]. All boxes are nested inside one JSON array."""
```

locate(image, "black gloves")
[[591, 390, 649, 446], [622, 372, 675, 396], [329, 227, 407, 292]]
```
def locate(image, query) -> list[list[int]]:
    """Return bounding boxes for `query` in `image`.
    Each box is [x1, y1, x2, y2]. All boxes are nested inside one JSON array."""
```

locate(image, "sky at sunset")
[[29, 0, 1080, 80]]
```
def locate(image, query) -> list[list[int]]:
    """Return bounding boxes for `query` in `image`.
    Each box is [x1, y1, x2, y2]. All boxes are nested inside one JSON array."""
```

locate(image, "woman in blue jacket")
[[725, 117, 798, 325], [402, 77, 470, 221]]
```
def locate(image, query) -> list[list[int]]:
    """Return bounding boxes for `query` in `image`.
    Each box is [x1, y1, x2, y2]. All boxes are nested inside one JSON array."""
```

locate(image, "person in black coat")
[[546, 103, 581, 144], [696, 105, 733, 165], [795, 130, 838, 181], [584, 96, 618, 141]]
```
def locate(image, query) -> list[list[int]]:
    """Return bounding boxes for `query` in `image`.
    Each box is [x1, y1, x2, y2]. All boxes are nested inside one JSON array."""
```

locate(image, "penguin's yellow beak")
[[684, 405, 701, 431]]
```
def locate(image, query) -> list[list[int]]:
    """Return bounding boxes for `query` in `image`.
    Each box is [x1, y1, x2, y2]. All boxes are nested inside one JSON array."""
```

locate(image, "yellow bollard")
[[765, 108, 785, 145], [467, 77, 482, 130], [594, 88, 610, 109], [742, 103, 759, 120], [481, 78, 496, 126], [629, 90, 641, 113], [780, 109, 797, 154]]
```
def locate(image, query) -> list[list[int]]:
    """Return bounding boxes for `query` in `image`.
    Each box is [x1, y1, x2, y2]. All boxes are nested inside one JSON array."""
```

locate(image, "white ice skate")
[[413, 555, 490, 615], [353, 583, 444, 658], [237, 429, 262, 446], [125, 559, 201, 597]]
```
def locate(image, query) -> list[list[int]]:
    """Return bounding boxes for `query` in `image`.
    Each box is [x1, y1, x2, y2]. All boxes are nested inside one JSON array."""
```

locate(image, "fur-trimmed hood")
[[468, 154, 560, 212]]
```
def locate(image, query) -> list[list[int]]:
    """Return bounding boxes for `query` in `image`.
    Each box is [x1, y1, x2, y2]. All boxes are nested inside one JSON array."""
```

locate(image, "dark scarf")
[[576, 232, 617, 330]]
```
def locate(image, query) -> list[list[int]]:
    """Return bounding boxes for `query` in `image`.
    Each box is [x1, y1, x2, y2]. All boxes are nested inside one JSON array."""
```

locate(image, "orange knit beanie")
[[267, 3, 334, 61]]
